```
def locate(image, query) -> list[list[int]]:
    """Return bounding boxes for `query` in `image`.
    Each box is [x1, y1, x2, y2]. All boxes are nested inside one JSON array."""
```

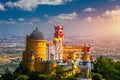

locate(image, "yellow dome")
[[58, 38, 62, 41], [53, 38, 58, 41]]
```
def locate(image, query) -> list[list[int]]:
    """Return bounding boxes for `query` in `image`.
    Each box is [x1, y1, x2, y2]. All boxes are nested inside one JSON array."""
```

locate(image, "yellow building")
[[22, 28, 47, 72]]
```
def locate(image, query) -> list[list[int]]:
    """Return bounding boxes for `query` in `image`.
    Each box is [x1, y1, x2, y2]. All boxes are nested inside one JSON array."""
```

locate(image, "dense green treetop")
[[91, 56, 120, 80]]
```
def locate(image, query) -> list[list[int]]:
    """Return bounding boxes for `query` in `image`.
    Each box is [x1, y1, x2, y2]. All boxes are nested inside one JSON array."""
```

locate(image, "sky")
[[0, 0, 120, 37]]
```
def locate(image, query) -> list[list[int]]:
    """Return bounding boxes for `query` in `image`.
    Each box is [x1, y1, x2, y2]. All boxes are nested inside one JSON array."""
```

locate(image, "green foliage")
[[15, 75, 29, 80], [38, 74, 52, 80], [1, 66, 84, 80], [27, 72, 39, 80], [75, 72, 84, 78], [91, 72, 105, 80], [66, 76, 75, 80], [2, 74, 17, 80], [54, 66, 66, 80], [91, 56, 120, 80]]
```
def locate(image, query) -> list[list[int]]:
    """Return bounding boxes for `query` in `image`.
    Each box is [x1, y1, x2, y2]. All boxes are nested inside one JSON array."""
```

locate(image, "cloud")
[[82, 6, 120, 23], [0, 20, 16, 24], [57, 12, 78, 20], [83, 7, 96, 12], [0, 17, 42, 25], [102, 7, 120, 22], [18, 18, 25, 21], [5, 0, 39, 11], [9, 18, 14, 21], [84, 17, 92, 22], [48, 8, 120, 36], [30, 18, 41, 23], [82, 7, 120, 35], [48, 12, 79, 23], [44, 14, 49, 18], [5, 2, 14, 8], [5, 0, 72, 11], [0, 3, 6, 11]]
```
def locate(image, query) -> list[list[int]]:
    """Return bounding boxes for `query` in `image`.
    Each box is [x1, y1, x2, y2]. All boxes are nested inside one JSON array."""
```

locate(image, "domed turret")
[[29, 28, 45, 40], [53, 38, 58, 42], [58, 38, 62, 42], [22, 28, 47, 72]]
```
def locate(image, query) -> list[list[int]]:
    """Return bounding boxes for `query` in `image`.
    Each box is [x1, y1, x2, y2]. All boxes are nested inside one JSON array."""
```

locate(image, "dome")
[[53, 38, 58, 42], [58, 38, 62, 41], [29, 28, 45, 40]]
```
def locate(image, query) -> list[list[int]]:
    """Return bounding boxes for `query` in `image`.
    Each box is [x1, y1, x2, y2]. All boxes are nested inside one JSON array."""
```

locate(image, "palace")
[[21, 24, 92, 73]]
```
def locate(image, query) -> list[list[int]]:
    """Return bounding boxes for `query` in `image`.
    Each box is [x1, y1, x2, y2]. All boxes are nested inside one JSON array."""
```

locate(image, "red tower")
[[54, 24, 65, 46], [84, 44, 90, 53]]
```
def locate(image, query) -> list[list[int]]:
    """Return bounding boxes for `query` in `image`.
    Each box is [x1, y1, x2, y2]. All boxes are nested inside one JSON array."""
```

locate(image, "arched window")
[[36, 43, 38, 46], [42, 42, 44, 46], [35, 50, 38, 54], [29, 51, 33, 55], [42, 50, 44, 54]]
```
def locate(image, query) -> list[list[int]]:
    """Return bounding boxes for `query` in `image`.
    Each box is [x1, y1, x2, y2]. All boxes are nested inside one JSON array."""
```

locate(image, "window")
[[56, 29, 58, 32], [42, 42, 44, 46], [35, 50, 38, 54], [28, 58, 35, 62], [29, 51, 33, 55], [42, 50, 44, 54], [59, 29, 62, 32], [36, 43, 38, 46]]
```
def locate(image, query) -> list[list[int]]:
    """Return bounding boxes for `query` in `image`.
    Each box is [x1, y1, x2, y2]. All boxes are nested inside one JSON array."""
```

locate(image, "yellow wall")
[[35, 61, 57, 72], [22, 36, 47, 71], [83, 54, 91, 61], [63, 46, 83, 60], [27, 62, 35, 71], [69, 53, 76, 60], [27, 40, 47, 61]]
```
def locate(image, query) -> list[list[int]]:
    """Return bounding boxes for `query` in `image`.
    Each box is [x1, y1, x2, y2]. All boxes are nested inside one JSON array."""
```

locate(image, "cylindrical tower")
[[22, 28, 47, 72], [83, 45, 91, 61]]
